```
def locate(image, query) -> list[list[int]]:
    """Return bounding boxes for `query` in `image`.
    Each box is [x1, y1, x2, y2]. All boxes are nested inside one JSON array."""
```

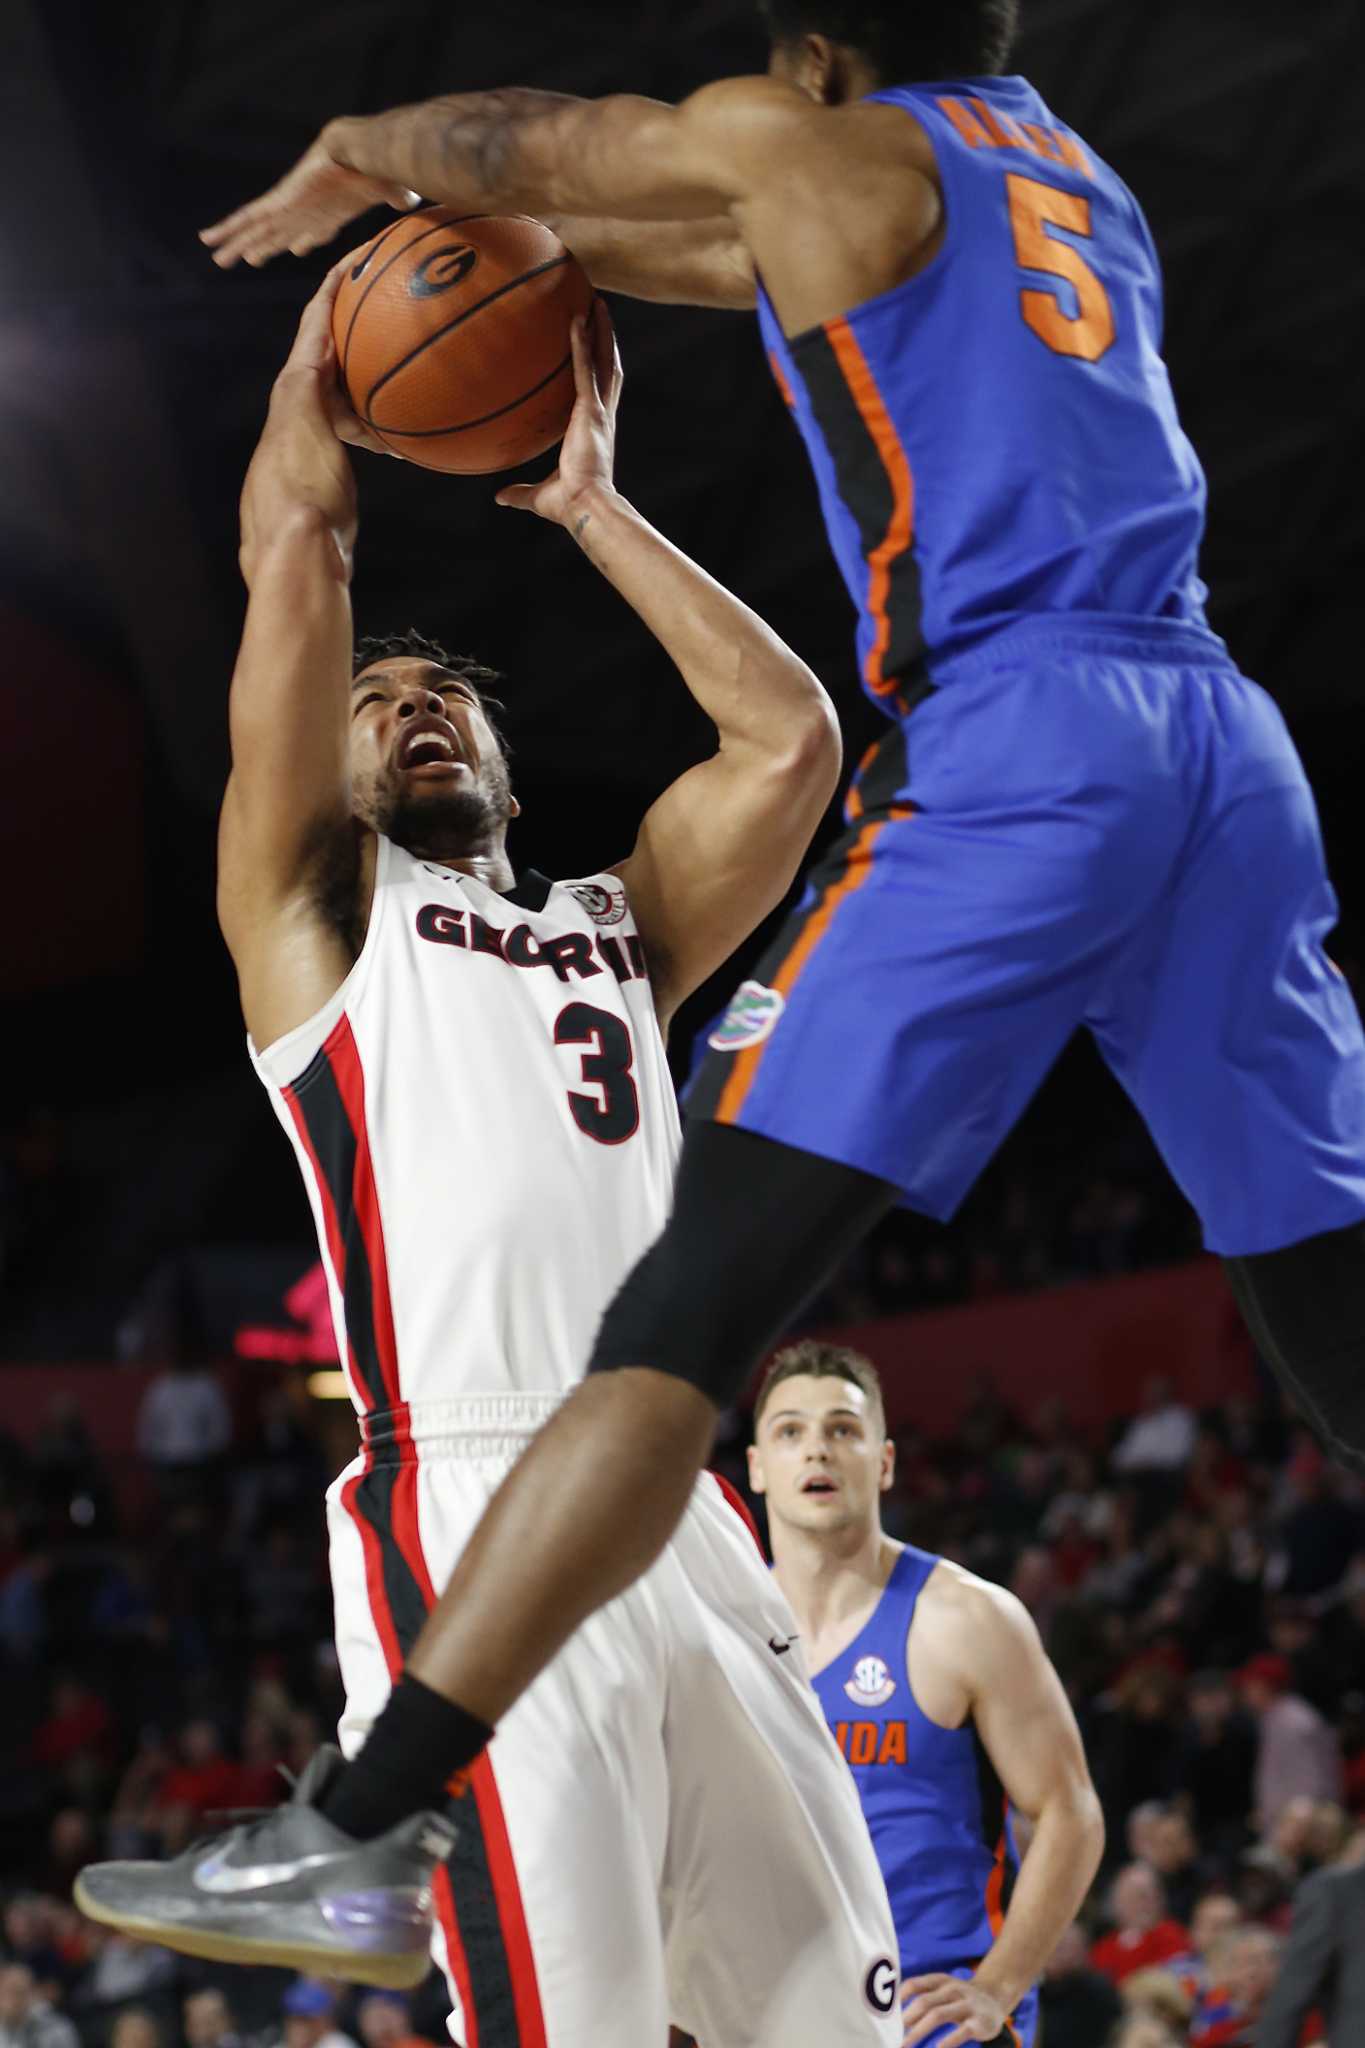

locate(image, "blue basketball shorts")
[[686, 619, 1365, 1256]]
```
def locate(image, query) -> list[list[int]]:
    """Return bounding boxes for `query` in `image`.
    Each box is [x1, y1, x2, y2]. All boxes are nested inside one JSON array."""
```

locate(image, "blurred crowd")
[[2, 1338, 1363, 2046]]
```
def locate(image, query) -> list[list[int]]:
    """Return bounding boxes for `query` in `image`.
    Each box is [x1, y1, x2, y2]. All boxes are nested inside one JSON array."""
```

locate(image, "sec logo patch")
[[845, 1655, 896, 1707]]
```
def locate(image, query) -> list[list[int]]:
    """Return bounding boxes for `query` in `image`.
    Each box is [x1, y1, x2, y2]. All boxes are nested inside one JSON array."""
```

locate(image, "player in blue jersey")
[[749, 1340, 1104, 2048], [90, 0, 1365, 1989]]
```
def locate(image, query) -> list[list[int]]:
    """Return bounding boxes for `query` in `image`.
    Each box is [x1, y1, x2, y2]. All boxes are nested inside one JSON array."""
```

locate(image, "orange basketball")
[[332, 209, 594, 474]]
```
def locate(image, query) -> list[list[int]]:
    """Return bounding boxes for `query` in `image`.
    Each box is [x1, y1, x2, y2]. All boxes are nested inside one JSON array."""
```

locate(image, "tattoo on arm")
[[430, 87, 579, 206], [572, 510, 591, 545]]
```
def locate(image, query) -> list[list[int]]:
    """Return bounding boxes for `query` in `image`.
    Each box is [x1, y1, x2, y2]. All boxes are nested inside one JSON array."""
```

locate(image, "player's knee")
[[586, 1225, 763, 1410]]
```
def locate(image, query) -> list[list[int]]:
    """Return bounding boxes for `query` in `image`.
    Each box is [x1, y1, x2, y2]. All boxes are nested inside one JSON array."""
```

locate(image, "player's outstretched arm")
[[217, 265, 389, 1050], [543, 213, 755, 310], [496, 299, 840, 1027], [901, 1581, 1105, 2048], [198, 80, 934, 332]]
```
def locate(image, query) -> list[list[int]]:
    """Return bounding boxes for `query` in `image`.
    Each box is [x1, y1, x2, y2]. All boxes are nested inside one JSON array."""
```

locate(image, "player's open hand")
[[492, 300, 621, 531], [242, 266, 396, 577], [270, 262, 393, 458], [201, 130, 420, 270], [900, 1973, 1009, 2048]]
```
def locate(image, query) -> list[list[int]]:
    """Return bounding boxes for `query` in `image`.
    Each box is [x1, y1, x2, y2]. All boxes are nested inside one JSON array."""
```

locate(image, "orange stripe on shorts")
[[714, 813, 902, 1126]]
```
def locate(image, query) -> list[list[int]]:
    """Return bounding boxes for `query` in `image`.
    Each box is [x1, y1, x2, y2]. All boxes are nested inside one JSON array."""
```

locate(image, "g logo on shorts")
[[864, 1957, 898, 2013]]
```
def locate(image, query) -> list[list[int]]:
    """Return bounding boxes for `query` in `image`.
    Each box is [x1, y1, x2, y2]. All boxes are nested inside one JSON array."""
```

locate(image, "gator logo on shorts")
[[566, 880, 627, 926], [708, 981, 785, 1052], [845, 1654, 896, 1707]]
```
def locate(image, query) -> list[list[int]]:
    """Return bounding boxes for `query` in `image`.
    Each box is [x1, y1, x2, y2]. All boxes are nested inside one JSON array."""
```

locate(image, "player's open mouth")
[[397, 718, 467, 774], [801, 1476, 837, 1494]]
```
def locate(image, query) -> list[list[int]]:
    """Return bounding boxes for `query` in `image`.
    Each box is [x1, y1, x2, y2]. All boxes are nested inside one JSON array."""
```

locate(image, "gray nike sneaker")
[[74, 1746, 456, 1989]]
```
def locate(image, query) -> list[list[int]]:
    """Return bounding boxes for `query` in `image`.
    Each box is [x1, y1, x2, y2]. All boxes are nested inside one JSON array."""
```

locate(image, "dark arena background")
[[2, 3, 1364, 2046]]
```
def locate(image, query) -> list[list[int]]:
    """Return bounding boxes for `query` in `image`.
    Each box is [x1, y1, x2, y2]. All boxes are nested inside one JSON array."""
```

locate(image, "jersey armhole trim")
[[248, 834, 392, 1087]]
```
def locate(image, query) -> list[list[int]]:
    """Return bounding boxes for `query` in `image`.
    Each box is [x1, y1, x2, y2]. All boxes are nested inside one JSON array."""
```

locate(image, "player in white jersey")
[[77, 276, 901, 2047]]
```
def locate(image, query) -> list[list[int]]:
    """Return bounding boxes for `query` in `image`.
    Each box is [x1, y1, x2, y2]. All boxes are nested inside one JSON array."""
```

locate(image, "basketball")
[[332, 208, 594, 474]]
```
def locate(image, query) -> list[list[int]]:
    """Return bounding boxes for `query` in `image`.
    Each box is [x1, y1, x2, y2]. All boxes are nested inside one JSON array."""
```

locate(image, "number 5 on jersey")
[[554, 1003, 640, 1145], [1006, 172, 1115, 362]]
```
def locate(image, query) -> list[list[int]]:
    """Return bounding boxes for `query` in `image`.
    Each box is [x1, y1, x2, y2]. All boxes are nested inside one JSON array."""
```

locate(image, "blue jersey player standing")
[[748, 1341, 1104, 2048], [86, 0, 1365, 2000]]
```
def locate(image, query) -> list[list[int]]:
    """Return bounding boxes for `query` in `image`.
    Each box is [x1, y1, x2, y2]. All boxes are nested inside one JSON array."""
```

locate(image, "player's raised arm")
[[497, 300, 840, 1029], [901, 1579, 1105, 2048], [216, 267, 387, 1049]]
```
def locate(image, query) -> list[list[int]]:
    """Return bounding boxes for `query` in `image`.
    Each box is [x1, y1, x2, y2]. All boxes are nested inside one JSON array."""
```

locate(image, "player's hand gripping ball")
[[331, 208, 594, 474]]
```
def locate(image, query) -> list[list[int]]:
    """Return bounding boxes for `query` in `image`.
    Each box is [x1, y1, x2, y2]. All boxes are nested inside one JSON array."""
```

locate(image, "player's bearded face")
[[348, 665, 517, 858], [369, 744, 516, 859]]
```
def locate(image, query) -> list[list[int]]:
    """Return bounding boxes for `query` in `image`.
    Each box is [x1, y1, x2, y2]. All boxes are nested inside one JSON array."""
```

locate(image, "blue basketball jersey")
[[757, 75, 1214, 707], [810, 1547, 1023, 1979]]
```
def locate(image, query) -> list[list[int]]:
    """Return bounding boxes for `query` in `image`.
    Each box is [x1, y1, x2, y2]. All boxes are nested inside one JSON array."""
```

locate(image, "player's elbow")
[[1057, 1780, 1106, 1876], [778, 686, 842, 812]]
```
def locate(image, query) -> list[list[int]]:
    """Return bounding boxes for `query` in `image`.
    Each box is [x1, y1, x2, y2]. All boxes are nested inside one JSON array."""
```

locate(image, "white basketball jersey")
[[250, 837, 679, 1420]]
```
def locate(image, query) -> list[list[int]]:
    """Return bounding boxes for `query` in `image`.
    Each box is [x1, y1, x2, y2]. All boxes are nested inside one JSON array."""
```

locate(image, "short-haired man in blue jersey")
[[83, 0, 1365, 1988], [749, 1341, 1104, 2048]]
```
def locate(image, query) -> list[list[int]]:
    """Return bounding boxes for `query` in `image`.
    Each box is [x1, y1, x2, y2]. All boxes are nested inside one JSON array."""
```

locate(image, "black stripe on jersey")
[[790, 324, 927, 698], [971, 1722, 1018, 1917], [289, 1049, 388, 1414], [347, 1467, 525, 2045]]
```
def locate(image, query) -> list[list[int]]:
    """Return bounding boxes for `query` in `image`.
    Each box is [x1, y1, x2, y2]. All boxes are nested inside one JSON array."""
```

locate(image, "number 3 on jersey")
[[1006, 172, 1115, 362], [554, 1003, 640, 1145]]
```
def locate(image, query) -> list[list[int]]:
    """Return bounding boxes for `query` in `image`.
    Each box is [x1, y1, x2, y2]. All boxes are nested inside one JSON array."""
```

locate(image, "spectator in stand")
[[31, 1675, 116, 1779], [1271, 1437, 1362, 1599], [1091, 1863, 1190, 1985], [1193, 1926, 1282, 2045], [1233, 1846, 1293, 1929], [281, 1981, 358, 2048], [1112, 1376, 1198, 1477], [1236, 1654, 1343, 1832], [183, 1990, 243, 2048], [354, 1995, 426, 2048], [0, 1966, 77, 2048], [135, 1357, 232, 1501], [1263, 1598, 1339, 1717], [1304, 1800, 1350, 1869], [1094, 1666, 1188, 1837], [1127, 1800, 1167, 1861], [1164, 1890, 1244, 2007], [1119, 1966, 1193, 2035], [0, 1903, 66, 2004], [1128, 1803, 1206, 1924], [229, 1711, 289, 1810], [1255, 1837, 1365, 2048], [69, 1930, 175, 2011], [1266, 1794, 1320, 1888], [149, 1720, 239, 1852], [109, 2012, 162, 2048], [42, 1809, 96, 1897], [1036, 1923, 1123, 2048], [1174, 1672, 1259, 1860]]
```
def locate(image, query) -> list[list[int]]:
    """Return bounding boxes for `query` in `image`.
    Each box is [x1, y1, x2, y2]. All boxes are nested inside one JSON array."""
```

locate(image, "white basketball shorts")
[[326, 1393, 900, 2048]]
